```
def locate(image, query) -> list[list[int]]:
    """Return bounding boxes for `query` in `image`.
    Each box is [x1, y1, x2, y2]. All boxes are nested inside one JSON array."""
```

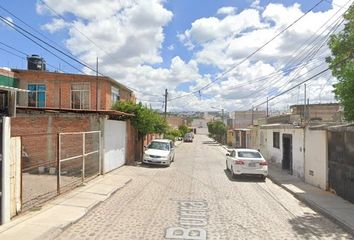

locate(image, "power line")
[[0, 16, 88, 74], [0, 43, 59, 71], [38, 0, 110, 56], [2, 3, 164, 102], [247, 2, 352, 109], [253, 54, 353, 109], [168, 0, 326, 102]]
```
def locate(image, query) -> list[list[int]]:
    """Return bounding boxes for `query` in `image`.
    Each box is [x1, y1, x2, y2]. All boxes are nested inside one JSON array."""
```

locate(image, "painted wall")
[[259, 126, 305, 178], [103, 120, 126, 173], [304, 128, 328, 190]]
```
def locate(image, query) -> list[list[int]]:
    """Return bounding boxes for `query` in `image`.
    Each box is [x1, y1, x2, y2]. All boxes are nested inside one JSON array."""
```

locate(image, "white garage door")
[[104, 120, 126, 173]]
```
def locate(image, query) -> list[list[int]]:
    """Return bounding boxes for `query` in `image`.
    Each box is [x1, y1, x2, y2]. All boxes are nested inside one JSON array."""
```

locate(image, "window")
[[71, 83, 90, 109], [28, 84, 46, 107], [231, 150, 236, 157], [111, 87, 120, 105], [148, 141, 170, 151], [273, 132, 280, 149], [238, 151, 262, 158]]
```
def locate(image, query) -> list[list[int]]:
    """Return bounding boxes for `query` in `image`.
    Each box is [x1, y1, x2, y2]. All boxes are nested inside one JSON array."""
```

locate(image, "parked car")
[[225, 148, 268, 180], [143, 139, 175, 166], [183, 133, 193, 142]]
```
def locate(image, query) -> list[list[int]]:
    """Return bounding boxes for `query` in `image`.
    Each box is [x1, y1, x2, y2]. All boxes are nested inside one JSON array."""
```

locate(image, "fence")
[[59, 131, 101, 193], [19, 131, 101, 211]]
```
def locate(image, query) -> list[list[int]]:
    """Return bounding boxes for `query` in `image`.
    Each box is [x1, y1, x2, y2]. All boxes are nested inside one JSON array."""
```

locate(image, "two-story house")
[[12, 69, 135, 110]]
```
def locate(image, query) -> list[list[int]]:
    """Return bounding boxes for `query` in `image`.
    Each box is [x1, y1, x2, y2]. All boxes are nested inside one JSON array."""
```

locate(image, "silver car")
[[143, 139, 175, 166]]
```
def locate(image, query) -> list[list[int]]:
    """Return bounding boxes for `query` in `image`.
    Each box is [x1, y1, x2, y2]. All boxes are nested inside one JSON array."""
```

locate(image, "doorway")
[[282, 134, 293, 174]]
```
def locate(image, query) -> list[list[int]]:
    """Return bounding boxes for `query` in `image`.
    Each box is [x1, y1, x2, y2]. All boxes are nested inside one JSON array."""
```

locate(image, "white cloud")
[[251, 0, 263, 10], [37, 0, 349, 112], [41, 18, 68, 33], [217, 7, 237, 15]]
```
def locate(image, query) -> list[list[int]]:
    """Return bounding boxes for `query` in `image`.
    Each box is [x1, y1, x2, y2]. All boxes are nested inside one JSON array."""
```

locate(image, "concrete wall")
[[103, 120, 126, 173], [259, 126, 305, 178], [9, 137, 21, 218], [2, 117, 11, 224], [304, 128, 328, 190]]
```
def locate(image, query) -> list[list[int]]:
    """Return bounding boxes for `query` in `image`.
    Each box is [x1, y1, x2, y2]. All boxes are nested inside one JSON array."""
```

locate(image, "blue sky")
[[0, 0, 344, 111]]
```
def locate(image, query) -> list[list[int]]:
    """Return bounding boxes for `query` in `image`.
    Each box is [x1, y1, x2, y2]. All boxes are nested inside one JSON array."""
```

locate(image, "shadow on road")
[[224, 169, 265, 182], [202, 140, 219, 146], [288, 212, 350, 238], [136, 162, 170, 169]]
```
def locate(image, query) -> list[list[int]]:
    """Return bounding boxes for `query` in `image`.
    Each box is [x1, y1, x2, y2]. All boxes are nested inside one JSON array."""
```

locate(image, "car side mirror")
[[226, 153, 230, 156]]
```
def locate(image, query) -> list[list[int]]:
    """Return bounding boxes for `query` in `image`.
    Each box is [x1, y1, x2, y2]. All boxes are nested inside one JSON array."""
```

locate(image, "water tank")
[[27, 54, 46, 71]]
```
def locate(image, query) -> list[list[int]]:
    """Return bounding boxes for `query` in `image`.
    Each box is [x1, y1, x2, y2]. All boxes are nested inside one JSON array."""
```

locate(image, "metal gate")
[[19, 131, 101, 211], [328, 127, 354, 203], [59, 131, 101, 193]]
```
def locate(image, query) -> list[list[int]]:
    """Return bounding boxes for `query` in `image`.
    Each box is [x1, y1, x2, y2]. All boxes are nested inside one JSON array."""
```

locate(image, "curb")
[[37, 178, 132, 240], [268, 174, 354, 236]]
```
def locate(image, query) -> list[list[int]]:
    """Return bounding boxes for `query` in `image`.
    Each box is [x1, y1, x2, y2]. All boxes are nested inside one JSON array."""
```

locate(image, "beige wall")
[[258, 126, 305, 178], [304, 128, 328, 190]]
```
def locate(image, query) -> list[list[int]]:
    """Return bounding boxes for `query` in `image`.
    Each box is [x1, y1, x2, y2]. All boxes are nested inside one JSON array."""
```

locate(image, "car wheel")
[[226, 160, 229, 170], [230, 166, 236, 178], [261, 175, 266, 181]]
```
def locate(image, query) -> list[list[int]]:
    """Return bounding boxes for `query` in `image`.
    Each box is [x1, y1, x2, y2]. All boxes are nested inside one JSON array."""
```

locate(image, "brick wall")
[[11, 113, 102, 171], [14, 70, 134, 110], [125, 120, 143, 164]]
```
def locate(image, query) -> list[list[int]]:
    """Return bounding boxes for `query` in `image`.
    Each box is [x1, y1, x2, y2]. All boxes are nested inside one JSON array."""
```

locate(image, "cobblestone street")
[[56, 135, 352, 240]]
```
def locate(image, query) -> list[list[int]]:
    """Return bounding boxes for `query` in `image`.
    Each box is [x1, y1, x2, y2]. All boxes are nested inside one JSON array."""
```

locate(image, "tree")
[[178, 124, 189, 136], [327, 5, 354, 121], [112, 101, 168, 138], [207, 121, 226, 143]]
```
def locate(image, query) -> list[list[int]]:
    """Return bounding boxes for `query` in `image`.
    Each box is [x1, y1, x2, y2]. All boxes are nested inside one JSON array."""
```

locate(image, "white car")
[[226, 148, 268, 180], [143, 139, 175, 166]]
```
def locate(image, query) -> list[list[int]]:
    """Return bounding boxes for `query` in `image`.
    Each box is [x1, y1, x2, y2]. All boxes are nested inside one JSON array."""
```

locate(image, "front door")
[[282, 134, 293, 174]]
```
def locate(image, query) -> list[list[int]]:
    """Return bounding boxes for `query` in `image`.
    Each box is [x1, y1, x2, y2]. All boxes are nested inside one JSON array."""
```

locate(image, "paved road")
[[56, 135, 352, 240]]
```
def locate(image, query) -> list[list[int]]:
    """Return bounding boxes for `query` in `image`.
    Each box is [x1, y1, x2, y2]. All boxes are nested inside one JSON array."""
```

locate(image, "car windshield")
[[148, 142, 170, 151], [238, 151, 262, 158]]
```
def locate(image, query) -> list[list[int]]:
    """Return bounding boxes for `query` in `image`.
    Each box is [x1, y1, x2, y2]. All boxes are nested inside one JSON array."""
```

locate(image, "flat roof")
[[16, 106, 134, 118], [11, 69, 133, 93]]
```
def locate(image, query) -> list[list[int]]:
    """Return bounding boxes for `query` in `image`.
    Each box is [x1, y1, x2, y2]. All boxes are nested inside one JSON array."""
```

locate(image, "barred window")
[[273, 132, 280, 149]]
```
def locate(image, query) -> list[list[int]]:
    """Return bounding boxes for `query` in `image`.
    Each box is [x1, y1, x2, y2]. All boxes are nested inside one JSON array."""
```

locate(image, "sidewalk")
[[0, 167, 132, 240], [268, 164, 354, 235]]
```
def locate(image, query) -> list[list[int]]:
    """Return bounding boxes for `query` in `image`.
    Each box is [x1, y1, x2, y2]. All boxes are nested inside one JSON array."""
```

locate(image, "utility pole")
[[304, 83, 307, 122], [251, 105, 254, 125], [266, 97, 269, 117], [164, 89, 168, 120], [96, 57, 99, 111], [307, 98, 310, 121], [221, 108, 224, 123]]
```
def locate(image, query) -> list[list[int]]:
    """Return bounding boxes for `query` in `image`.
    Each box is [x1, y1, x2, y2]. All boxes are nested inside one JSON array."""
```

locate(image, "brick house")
[[0, 67, 144, 222], [12, 69, 135, 110]]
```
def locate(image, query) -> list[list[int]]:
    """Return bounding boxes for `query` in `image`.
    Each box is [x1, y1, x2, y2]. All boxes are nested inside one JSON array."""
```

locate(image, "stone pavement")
[[0, 168, 132, 240], [268, 164, 354, 235], [56, 135, 352, 240]]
